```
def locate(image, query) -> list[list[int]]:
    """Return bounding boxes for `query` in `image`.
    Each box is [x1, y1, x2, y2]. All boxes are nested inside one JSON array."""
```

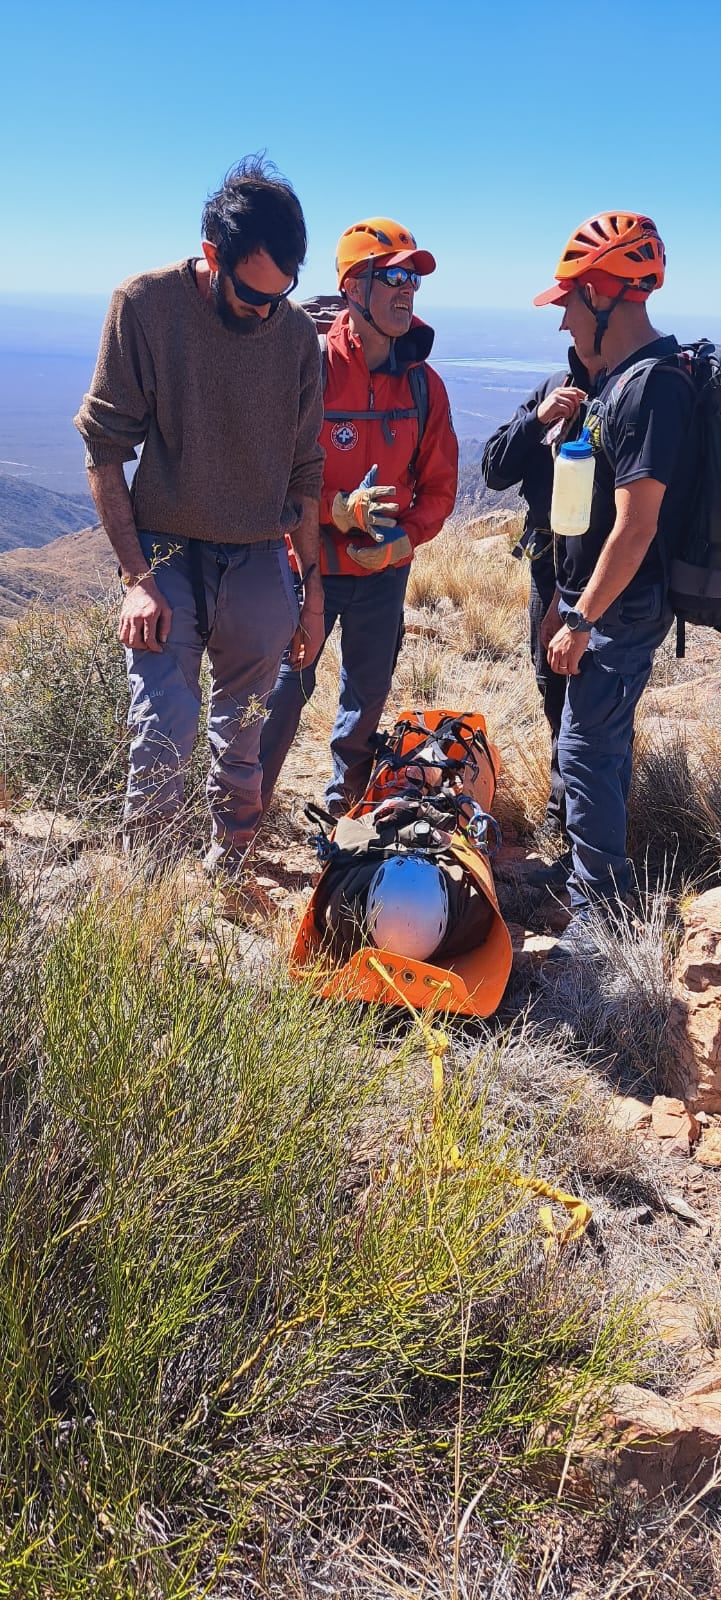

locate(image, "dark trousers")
[[528, 563, 567, 833], [558, 585, 673, 911], [260, 565, 409, 814]]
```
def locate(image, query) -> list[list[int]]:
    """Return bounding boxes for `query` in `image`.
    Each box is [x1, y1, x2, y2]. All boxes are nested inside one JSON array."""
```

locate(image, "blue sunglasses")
[[371, 265, 421, 291]]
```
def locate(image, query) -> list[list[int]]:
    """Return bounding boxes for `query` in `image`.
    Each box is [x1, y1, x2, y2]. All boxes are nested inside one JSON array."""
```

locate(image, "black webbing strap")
[[188, 539, 210, 645]]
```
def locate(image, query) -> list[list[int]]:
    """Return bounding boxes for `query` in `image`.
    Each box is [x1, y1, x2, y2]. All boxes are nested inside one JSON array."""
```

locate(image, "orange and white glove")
[[331, 464, 399, 541], [347, 533, 412, 571]]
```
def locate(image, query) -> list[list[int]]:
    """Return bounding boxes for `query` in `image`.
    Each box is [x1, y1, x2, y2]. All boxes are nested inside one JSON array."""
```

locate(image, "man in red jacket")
[[260, 217, 458, 817]]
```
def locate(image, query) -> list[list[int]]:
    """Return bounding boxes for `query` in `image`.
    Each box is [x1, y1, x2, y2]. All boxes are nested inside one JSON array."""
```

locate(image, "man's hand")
[[288, 601, 325, 671], [540, 590, 562, 652], [118, 576, 172, 653], [537, 386, 587, 428], [332, 464, 399, 540], [347, 533, 412, 572], [546, 624, 589, 677]]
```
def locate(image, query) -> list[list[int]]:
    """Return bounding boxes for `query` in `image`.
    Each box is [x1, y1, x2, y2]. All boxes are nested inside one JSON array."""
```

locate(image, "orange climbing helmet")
[[534, 211, 666, 307], [336, 217, 436, 289]]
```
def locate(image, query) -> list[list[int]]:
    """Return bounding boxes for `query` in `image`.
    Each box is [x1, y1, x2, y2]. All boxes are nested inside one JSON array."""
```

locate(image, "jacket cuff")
[[518, 408, 544, 440]]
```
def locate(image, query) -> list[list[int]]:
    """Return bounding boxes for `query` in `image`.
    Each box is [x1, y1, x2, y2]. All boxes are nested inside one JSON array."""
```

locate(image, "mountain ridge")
[[0, 473, 95, 552]]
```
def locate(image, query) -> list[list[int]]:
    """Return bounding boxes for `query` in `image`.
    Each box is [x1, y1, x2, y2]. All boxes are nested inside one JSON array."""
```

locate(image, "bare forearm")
[[579, 520, 656, 621], [86, 463, 147, 582], [288, 496, 324, 608]]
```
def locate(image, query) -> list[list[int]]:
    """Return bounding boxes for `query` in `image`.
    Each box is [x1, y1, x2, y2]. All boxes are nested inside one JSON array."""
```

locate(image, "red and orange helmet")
[[336, 217, 436, 289], [534, 212, 666, 306]]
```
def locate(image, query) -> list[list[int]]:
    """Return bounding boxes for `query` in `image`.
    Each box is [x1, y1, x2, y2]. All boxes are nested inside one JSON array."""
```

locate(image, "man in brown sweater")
[[75, 156, 324, 884]]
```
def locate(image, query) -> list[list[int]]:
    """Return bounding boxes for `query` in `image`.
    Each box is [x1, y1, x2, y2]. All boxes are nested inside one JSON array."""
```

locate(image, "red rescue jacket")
[[311, 311, 458, 578]]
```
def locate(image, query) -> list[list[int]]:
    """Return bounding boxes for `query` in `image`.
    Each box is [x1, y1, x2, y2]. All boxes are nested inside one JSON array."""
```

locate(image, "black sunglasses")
[[228, 266, 299, 307], [371, 265, 421, 291]]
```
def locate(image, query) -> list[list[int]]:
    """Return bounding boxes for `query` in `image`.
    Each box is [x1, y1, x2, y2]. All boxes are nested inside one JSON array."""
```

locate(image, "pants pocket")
[[276, 547, 301, 630]]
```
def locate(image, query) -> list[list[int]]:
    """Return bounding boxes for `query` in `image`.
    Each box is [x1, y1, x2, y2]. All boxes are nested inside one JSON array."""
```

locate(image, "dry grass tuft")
[[538, 880, 677, 1089], [628, 723, 721, 888]]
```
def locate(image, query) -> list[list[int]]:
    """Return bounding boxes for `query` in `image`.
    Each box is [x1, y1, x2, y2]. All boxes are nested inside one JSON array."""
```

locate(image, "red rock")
[[607, 1094, 652, 1133], [609, 1382, 721, 1495], [667, 889, 721, 1113], [696, 1126, 721, 1167], [650, 1094, 700, 1149]]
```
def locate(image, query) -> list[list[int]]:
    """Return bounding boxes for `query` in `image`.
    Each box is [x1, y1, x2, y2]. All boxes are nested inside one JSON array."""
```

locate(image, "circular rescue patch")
[[330, 421, 359, 452]]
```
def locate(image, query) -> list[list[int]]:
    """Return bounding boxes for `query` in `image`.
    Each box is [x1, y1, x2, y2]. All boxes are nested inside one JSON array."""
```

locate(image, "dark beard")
[[211, 273, 260, 335]]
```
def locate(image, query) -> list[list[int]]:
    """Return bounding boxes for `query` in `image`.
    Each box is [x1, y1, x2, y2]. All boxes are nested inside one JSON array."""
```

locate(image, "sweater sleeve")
[[402, 369, 459, 551], [288, 326, 324, 501], [481, 383, 550, 489], [73, 289, 155, 468]]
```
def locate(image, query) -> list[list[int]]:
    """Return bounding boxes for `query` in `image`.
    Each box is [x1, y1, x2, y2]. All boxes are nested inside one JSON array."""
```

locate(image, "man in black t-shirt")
[[482, 349, 600, 876], [532, 211, 697, 958]]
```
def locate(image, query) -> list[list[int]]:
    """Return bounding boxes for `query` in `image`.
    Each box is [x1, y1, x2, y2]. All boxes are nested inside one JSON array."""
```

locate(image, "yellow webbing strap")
[[367, 955, 592, 1251]]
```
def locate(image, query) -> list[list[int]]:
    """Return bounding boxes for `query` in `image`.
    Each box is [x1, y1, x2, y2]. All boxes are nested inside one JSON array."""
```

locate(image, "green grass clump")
[[0, 598, 215, 831], [0, 599, 130, 809], [0, 886, 644, 1596]]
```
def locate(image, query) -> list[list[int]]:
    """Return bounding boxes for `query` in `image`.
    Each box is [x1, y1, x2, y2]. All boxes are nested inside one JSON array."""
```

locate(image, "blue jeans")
[[558, 584, 673, 911], [260, 565, 409, 813], [124, 532, 299, 859]]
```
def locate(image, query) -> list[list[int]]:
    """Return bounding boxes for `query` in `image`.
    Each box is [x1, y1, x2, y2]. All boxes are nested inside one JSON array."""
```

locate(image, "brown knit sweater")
[[74, 260, 324, 544]]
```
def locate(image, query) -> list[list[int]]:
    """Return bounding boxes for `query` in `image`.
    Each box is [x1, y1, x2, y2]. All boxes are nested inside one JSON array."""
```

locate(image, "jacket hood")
[[328, 308, 435, 370], [395, 316, 435, 366]]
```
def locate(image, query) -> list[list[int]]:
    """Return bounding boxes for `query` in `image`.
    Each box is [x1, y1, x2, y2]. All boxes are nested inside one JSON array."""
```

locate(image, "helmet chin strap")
[[344, 264, 393, 340], [579, 282, 630, 355]]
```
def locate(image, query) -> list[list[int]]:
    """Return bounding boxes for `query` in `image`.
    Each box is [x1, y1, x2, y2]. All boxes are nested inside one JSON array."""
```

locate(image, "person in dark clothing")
[[482, 348, 598, 862], [532, 211, 698, 959]]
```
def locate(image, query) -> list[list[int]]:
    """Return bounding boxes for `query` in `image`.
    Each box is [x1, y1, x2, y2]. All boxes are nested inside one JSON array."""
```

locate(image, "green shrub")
[[0, 599, 212, 829], [0, 599, 129, 811], [0, 890, 644, 1596]]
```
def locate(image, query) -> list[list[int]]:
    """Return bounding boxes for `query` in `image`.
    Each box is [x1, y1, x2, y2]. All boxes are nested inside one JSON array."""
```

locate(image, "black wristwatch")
[[565, 608, 593, 634]]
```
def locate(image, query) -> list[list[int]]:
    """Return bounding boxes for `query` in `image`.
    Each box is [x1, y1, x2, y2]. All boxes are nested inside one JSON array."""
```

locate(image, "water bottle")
[[550, 429, 595, 538]]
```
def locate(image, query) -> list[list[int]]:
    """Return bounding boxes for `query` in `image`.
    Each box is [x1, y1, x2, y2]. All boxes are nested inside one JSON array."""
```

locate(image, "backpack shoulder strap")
[[603, 354, 695, 447], [319, 332, 327, 392], [407, 363, 429, 450]]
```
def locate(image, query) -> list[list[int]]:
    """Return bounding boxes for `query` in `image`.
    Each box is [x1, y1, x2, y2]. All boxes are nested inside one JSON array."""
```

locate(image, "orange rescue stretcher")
[[291, 709, 513, 1018]]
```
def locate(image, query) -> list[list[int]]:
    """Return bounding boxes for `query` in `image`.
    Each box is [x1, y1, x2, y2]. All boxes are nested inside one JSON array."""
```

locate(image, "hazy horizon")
[[2, 299, 720, 498]]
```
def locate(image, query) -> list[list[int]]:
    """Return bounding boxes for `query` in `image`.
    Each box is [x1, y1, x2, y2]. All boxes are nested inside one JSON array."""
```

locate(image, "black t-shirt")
[[555, 336, 698, 604]]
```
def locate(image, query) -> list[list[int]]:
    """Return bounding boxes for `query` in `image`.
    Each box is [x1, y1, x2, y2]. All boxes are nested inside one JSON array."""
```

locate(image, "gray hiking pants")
[[124, 531, 299, 863]]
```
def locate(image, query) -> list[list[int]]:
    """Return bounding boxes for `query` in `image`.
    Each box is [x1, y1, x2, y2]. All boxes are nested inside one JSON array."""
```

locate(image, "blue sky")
[[3, 0, 720, 314]]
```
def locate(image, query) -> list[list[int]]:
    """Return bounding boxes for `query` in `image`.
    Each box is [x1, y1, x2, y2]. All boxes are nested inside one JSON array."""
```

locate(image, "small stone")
[[696, 1127, 721, 1168], [608, 1094, 652, 1133], [625, 1205, 654, 1225], [661, 1191, 710, 1231], [651, 1095, 700, 1149]]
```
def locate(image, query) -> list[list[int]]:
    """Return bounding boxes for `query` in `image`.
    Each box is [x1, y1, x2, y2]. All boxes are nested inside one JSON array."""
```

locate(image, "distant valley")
[[0, 473, 95, 553], [0, 524, 115, 625]]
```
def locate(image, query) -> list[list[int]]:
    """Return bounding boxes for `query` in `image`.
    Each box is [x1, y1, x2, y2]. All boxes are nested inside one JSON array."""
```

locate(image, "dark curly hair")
[[201, 155, 307, 276]]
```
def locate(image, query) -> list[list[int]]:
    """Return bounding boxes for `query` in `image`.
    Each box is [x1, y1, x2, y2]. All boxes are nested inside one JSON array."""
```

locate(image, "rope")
[[367, 955, 592, 1252]]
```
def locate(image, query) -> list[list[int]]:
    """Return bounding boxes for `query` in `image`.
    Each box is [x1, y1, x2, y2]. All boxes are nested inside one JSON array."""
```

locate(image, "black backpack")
[[302, 295, 429, 461], [593, 340, 721, 656]]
